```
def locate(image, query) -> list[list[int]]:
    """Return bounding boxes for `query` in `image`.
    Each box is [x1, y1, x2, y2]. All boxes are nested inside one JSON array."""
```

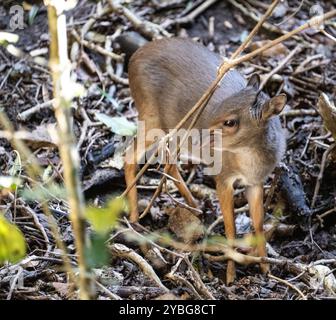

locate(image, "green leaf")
[[96, 113, 137, 136], [273, 206, 284, 219], [0, 215, 27, 264], [85, 233, 110, 268], [28, 5, 39, 26], [86, 197, 127, 234], [97, 88, 115, 105], [0, 176, 22, 191], [21, 183, 66, 201]]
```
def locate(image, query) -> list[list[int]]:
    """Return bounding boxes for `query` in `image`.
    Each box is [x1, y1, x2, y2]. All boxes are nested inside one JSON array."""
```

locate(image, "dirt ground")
[[0, 0, 336, 300]]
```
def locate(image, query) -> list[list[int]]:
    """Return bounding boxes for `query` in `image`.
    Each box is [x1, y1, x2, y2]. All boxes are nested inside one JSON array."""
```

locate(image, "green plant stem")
[[47, 4, 94, 300]]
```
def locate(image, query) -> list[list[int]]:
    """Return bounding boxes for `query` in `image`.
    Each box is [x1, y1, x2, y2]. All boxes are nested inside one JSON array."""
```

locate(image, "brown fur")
[[125, 38, 287, 284]]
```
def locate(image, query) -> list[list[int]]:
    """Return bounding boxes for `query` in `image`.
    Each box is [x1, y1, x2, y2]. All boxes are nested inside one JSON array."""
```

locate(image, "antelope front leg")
[[216, 179, 236, 285], [124, 139, 140, 222], [124, 162, 138, 222], [246, 184, 269, 274]]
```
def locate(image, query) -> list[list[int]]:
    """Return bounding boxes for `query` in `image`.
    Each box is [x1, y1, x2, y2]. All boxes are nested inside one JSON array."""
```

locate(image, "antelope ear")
[[262, 94, 287, 119], [247, 73, 260, 90]]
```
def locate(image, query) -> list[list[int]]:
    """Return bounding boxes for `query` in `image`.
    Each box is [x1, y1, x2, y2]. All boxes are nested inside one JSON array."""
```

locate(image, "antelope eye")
[[223, 119, 238, 127]]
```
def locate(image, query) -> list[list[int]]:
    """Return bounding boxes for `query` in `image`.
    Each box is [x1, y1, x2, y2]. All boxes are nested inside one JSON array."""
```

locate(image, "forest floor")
[[0, 0, 336, 300]]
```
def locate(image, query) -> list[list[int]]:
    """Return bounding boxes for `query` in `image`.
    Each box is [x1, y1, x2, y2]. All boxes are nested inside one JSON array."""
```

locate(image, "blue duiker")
[[124, 38, 286, 284]]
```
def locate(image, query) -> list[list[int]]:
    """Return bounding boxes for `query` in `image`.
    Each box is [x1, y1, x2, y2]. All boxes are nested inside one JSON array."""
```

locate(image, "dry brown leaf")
[[250, 40, 289, 58], [52, 282, 73, 298], [308, 265, 336, 295], [23, 124, 58, 150], [167, 207, 204, 243]]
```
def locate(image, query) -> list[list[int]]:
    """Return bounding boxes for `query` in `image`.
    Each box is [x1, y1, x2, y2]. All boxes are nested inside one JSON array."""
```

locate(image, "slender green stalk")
[[46, 3, 94, 300]]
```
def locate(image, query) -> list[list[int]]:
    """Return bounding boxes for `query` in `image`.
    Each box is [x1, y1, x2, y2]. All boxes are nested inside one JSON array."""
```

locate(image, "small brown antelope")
[[123, 38, 286, 284]]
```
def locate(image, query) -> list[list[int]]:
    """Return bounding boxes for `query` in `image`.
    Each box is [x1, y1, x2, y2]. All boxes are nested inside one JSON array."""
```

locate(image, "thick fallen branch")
[[109, 243, 169, 292], [124, 224, 313, 287], [166, 271, 202, 299], [121, 220, 214, 299], [17, 99, 55, 121]]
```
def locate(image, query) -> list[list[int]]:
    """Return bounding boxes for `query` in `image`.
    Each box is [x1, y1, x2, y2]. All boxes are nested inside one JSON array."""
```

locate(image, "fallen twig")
[[268, 273, 307, 300], [109, 243, 169, 292], [17, 99, 55, 121], [282, 109, 318, 117], [162, 0, 219, 28], [108, 0, 171, 39], [206, 205, 249, 235], [184, 257, 215, 299], [318, 93, 336, 139], [6, 267, 23, 300], [121, 220, 214, 299], [95, 281, 123, 300], [316, 208, 336, 226], [105, 39, 129, 85], [228, 0, 286, 36], [232, 0, 281, 59], [166, 271, 202, 299], [16, 204, 50, 247], [311, 143, 336, 208], [260, 45, 301, 89], [72, 29, 123, 61]]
